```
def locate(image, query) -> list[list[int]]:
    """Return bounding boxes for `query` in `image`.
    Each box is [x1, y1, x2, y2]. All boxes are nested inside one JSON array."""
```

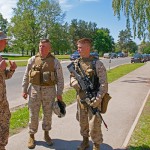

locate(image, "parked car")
[[70, 51, 80, 61], [103, 53, 111, 59], [117, 52, 124, 58], [131, 53, 144, 63], [90, 51, 99, 59], [70, 51, 99, 61], [142, 54, 149, 62], [110, 53, 117, 59]]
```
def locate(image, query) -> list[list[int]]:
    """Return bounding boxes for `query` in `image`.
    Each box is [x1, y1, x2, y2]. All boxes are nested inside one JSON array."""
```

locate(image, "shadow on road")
[[122, 76, 150, 84], [35, 139, 128, 150]]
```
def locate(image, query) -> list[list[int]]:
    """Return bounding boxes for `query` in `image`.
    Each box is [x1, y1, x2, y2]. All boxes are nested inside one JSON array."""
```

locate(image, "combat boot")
[[77, 136, 89, 150], [44, 131, 53, 146], [93, 143, 100, 150], [28, 134, 35, 149]]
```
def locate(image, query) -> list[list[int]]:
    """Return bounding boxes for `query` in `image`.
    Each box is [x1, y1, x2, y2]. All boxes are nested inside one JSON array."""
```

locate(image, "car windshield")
[[73, 51, 79, 55], [134, 54, 142, 58]]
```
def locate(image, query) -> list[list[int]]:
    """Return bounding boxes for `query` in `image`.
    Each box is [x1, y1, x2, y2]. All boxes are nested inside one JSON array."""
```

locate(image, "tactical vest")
[[29, 53, 57, 86], [75, 56, 99, 91]]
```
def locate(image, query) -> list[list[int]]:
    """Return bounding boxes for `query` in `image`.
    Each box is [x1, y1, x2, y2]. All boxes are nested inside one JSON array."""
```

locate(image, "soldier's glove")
[[90, 97, 102, 108], [71, 80, 80, 91]]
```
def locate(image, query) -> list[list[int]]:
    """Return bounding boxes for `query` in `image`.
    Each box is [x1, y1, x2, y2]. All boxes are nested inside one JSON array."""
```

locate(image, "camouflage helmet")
[[53, 101, 66, 118]]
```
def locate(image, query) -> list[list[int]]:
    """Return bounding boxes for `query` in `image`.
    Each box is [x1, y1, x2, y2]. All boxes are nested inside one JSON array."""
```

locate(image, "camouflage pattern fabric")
[[28, 85, 56, 134], [76, 98, 103, 144], [0, 69, 14, 150], [70, 58, 108, 145], [22, 56, 64, 134]]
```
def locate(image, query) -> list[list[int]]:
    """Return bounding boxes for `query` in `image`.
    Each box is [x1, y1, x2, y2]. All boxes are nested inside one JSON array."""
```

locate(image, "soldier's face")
[[0, 40, 7, 51], [77, 43, 90, 58], [39, 42, 51, 58]]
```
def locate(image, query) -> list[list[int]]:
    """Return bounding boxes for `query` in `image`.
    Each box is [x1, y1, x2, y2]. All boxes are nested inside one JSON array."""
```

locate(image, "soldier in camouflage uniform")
[[0, 31, 17, 150], [70, 38, 108, 150], [22, 39, 64, 149]]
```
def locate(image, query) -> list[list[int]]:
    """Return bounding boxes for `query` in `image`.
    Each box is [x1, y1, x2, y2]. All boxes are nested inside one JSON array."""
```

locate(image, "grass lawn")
[[9, 63, 144, 136], [5, 55, 70, 67], [107, 63, 144, 83], [127, 96, 150, 150], [4, 55, 70, 61]]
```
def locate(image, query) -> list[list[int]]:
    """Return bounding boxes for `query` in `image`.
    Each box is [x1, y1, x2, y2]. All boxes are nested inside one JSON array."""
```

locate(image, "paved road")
[[6, 62, 150, 150], [6, 57, 131, 109]]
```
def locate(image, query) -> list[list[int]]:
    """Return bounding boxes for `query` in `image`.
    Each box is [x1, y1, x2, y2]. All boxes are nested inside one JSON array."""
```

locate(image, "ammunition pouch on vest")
[[29, 70, 41, 85], [29, 53, 57, 86]]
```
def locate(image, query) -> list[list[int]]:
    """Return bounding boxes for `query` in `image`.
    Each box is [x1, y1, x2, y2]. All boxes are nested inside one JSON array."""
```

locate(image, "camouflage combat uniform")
[[22, 53, 64, 134], [0, 57, 15, 150], [70, 57, 108, 145]]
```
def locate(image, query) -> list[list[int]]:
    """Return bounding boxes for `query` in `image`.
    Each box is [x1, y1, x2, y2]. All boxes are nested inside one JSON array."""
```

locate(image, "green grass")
[[107, 63, 144, 83], [4, 56, 30, 60], [5, 55, 70, 67], [15, 61, 28, 66], [3, 55, 70, 60], [55, 55, 70, 60], [9, 63, 144, 136], [127, 96, 150, 150], [10, 106, 29, 135], [62, 89, 76, 105], [10, 105, 42, 136]]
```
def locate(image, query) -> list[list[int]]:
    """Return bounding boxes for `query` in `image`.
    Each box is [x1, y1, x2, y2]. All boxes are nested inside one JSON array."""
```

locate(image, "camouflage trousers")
[[76, 97, 103, 145], [0, 100, 11, 150], [28, 85, 56, 134]]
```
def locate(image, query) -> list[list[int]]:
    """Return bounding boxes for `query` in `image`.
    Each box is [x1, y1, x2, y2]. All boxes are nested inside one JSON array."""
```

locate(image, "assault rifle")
[[67, 62, 108, 129]]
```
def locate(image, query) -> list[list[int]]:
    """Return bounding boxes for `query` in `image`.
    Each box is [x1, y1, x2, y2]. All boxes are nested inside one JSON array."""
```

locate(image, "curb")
[[121, 88, 150, 148]]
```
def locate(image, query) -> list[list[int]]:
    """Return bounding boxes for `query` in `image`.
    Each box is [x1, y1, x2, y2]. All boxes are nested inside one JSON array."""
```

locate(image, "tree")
[[117, 29, 132, 51], [8, 0, 65, 56], [50, 23, 71, 55], [93, 28, 115, 55], [0, 13, 9, 52], [69, 19, 98, 50], [0, 13, 8, 33], [127, 40, 138, 54], [112, 0, 150, 40], [117, 29, 138, 54], [139, 41, 150, 54]]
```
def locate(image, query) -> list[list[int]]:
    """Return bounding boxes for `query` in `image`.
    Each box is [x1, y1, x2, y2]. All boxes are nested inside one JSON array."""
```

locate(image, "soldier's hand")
[[71, 80, 80, 91], [0, 60, 7, 71], [57, 95, 62, 101], [90, 97, 102, 108], [22, 92, 28, 100], [9, 61, 17, 71]]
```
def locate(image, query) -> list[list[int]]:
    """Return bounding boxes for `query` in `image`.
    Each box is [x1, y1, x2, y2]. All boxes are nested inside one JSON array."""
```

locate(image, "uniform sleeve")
[[70, 60, 78, 87], [54, 59, 64, 95], [96, 60, 108, 98], [22, 56, 35, 93], [0, 74, 4, 102]]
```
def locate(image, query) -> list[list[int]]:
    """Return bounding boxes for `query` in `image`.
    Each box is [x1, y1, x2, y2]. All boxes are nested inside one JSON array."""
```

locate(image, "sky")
[[0, 0, 142, 44]]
